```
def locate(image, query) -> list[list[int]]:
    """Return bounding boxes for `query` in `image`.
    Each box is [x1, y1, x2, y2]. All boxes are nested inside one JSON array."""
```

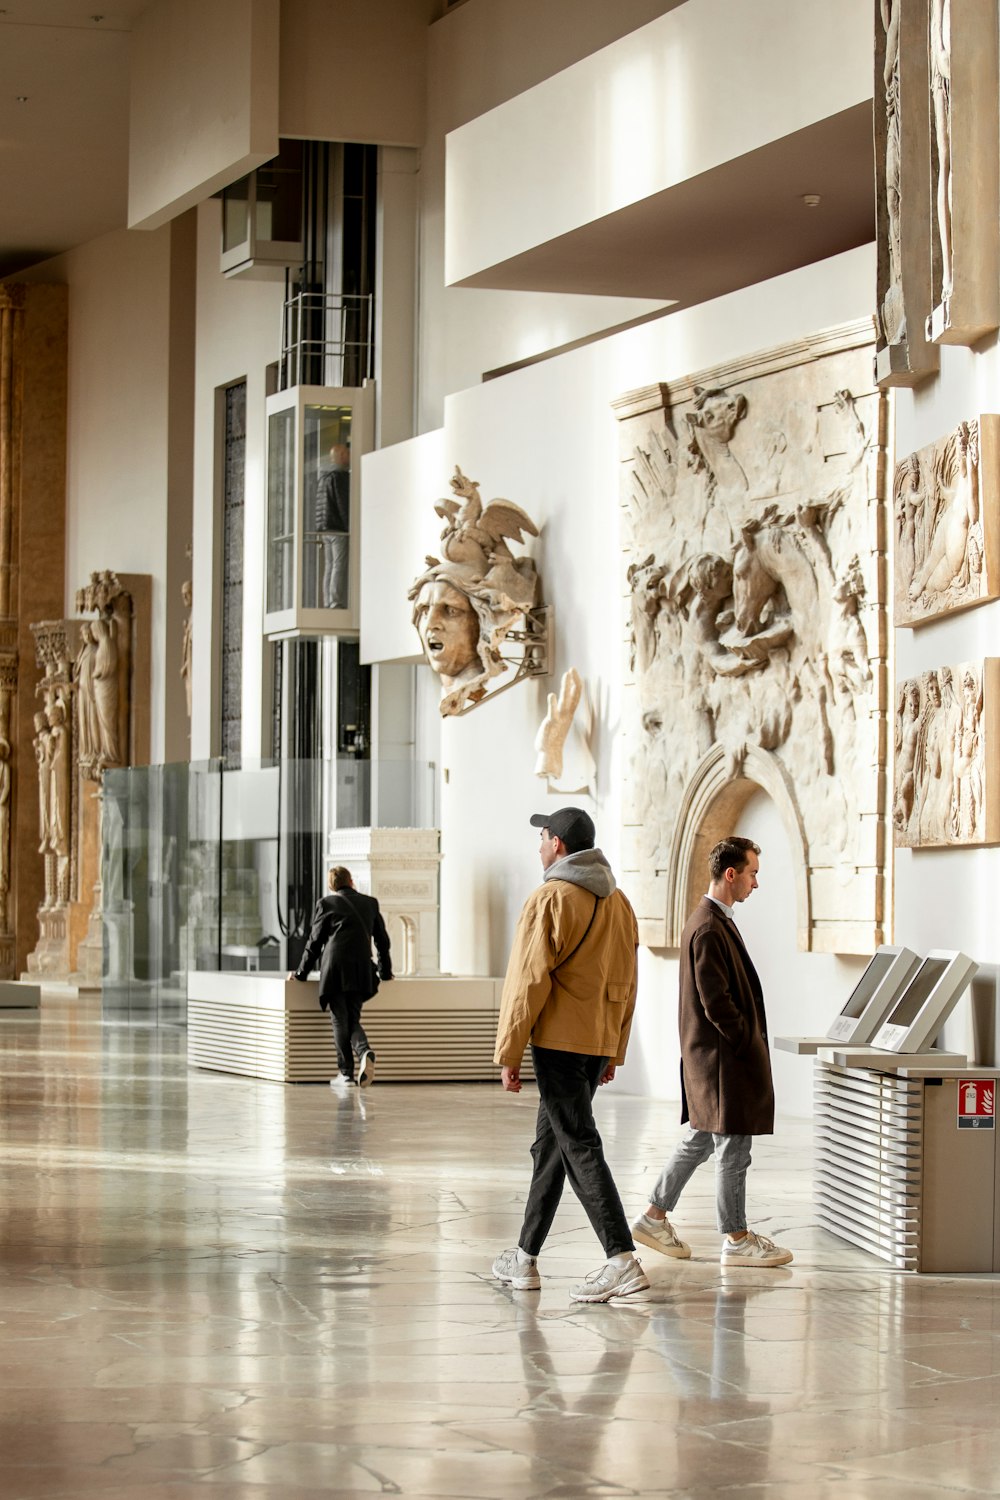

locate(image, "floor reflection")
[[0, 996, 998, 1497]]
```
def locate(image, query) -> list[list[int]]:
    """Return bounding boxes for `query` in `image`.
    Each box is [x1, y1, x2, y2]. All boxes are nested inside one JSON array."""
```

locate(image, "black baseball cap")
[[529, 807, 596, 849]]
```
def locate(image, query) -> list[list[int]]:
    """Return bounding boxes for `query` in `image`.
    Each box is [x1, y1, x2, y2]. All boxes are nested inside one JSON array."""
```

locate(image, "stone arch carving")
[[666, 744, 811, 949]]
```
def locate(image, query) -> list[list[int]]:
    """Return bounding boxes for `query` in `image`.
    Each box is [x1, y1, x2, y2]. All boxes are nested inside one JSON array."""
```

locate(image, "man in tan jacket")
[[492, 807, 648, 1303]]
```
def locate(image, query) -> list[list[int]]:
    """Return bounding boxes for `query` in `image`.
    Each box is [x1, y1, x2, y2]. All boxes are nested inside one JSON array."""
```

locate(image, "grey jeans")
[[649, 1128, 752, 1234]]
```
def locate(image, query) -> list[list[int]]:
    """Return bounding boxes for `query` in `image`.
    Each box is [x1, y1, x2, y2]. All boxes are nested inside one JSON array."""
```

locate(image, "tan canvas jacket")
[[494, 872, 639, 1069]]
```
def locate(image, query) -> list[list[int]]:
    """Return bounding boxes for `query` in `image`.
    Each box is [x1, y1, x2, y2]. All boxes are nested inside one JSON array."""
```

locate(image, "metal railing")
[[280, 291, 374, 390]]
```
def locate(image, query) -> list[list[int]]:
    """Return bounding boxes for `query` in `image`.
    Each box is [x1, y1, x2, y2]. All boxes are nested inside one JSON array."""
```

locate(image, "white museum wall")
[[364, 243, 877, 1110], [190, 199, 285, 764], [15, 226, 175, 766], [890, 340, 1000, 1057], [418, 0, 674, 429], [444, 0, 871, 287]]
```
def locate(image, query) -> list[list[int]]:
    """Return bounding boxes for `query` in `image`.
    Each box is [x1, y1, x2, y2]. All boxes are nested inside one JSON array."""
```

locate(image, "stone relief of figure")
[[909, 422, 980, 601], [896, 419, 985, 623], [893, 679, 922, 833], [950, 666, 983, 839], [91, 614, 120, 768], [76, 570, 132, 777], [410, 467, 544, 716], [33, 709, 51, 856], [180, 579, 192, 719], [47, 697, 71, 902], [895, 663, 989, 847], [0, 735, 10, 911], [881, 0, 904, 343], [930, 0, 953, 301], [75, 623, 97, 770], [626, 554, 667, 672], [685, 386, 749, 550]]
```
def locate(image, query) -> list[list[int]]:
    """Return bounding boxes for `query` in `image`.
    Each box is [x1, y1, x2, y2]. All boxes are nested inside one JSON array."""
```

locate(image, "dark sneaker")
[[492, 1247, 541, 1291], [358, 1050, 375, 1088]]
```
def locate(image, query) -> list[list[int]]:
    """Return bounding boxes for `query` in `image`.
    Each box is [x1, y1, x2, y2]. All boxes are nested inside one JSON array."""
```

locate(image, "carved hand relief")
[[534, 667, 597, 795], [614, 325, 888, 954], [894, 417, 999, 625], [894, 660, 1000, 847], [409, 467, 548, 716]]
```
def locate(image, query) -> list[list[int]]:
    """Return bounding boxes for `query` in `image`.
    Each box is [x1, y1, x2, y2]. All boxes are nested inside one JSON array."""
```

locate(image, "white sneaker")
[[329, 1074, 355, 1092], [569, 1256, 650, 1303], [631, 1213, 691, 1259], [358, 1050, 375, 1088], [721, 1230, 793, 1268], [492, 1247, 541, 1291]]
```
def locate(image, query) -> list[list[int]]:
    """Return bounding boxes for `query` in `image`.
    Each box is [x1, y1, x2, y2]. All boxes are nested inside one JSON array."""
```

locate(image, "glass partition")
[[101, 757, 437, 1024], [266, 406, 295, 612]]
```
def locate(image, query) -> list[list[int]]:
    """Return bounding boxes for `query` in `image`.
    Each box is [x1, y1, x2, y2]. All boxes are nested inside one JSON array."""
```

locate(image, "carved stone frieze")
[[894, 660, 1000, 846], [894, 415, 999, 626], [614, 321, 888, 955]]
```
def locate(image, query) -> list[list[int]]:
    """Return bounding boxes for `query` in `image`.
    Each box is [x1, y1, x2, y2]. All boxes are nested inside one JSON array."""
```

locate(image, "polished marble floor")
[[1, 995, 999, 1499]]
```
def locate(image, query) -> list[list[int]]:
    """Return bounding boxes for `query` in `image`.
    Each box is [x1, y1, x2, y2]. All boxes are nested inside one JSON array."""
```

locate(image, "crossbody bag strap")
[[552, 894, 600, 972]]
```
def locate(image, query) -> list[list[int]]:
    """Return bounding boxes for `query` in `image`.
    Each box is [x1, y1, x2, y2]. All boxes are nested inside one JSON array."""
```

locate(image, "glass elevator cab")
[[264, 382, 374, 639]]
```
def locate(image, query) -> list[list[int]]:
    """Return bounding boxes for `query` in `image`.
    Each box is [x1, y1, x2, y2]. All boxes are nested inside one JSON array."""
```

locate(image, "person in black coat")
[[292, 865, 392, 1088]]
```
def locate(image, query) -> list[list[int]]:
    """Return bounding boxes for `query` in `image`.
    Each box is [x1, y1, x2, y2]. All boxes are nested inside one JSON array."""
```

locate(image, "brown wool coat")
[[678, 897, 775, 1136]]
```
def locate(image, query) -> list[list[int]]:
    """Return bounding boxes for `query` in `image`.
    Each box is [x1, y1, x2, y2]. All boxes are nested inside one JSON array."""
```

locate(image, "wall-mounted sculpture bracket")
[[410, 466, 548, 717], [446, 604, 551, 717]]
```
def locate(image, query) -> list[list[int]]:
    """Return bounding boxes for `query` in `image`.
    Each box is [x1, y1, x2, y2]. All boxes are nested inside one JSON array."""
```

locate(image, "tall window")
[[221, 381, 246, 768]]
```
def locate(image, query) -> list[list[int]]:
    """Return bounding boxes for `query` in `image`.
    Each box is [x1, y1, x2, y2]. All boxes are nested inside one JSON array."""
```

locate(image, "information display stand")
[[778, 1039, 1000, 1272]]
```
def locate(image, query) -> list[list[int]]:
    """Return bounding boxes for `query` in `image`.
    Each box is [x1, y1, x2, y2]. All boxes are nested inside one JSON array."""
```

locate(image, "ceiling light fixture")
[[802, 194, 822, 209], [15, 95, 28, 103]]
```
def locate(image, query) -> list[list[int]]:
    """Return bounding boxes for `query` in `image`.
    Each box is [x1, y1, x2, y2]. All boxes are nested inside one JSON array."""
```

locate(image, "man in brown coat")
[[631, 836, 793, 1268], [492, 807, 650, 1303]]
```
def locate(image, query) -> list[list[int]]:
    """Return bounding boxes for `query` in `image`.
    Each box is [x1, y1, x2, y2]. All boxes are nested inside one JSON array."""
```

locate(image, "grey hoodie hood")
[[543, 847, 617, 898]]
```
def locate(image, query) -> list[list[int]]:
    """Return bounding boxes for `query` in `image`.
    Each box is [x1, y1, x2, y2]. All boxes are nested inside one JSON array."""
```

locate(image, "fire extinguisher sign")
[[957, 1079, 996, 1129]]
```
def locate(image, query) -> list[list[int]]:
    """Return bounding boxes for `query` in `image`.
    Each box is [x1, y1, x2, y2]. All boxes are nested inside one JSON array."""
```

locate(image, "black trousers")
[[518, 1045, 633, 1259], [328, 990, 373, 1079]]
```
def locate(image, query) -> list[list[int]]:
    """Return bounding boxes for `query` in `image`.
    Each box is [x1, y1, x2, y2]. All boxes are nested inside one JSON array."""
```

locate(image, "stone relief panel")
[[894, 660, 1000, 847], [874, 0, 938, 387], [894, 415, 999, 626], [410, 466, 548, 716], [614, 322, 888, 955], [926, 0, 999, 345]]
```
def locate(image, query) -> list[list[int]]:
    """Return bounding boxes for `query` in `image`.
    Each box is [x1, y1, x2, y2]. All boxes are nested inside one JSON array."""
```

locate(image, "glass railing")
[[100, 757, 437, 1024]]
